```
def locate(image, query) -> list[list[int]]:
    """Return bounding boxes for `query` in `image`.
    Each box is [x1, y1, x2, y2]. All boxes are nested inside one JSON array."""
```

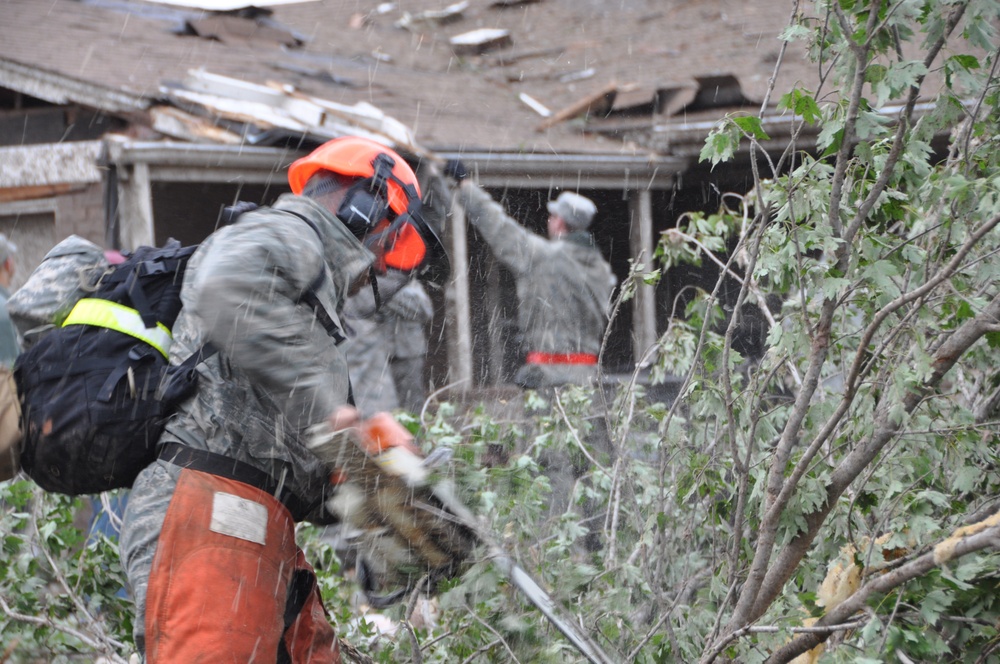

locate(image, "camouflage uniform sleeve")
[[383, 280, 433, 324], [456, 180, 553, 275], [187, 220, 344, 429]]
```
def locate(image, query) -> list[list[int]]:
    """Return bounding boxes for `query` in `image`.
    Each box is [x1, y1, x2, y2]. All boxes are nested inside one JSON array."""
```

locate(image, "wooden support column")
[[445, 192, 473, 391], [116, 162, 155, 250], [629, 188, 658, 365]]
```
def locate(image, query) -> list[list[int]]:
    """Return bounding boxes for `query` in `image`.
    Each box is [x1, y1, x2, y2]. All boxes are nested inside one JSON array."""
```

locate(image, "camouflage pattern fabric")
[[386, 280, 433, 412], [456, 182, 616, 388], [119, 193, 374, 649], [6, 235, 109, 349], [339, 311, 398, 417], [340, 279, 433, 416]]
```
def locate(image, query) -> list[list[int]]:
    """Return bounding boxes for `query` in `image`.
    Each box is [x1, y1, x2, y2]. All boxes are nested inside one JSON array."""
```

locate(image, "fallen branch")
[[0, 594, 128, 664], [766, 512, 1000, 663]]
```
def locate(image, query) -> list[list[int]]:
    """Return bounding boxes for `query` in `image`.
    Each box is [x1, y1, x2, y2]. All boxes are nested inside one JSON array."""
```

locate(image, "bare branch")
[[0, 594, 128, 664]]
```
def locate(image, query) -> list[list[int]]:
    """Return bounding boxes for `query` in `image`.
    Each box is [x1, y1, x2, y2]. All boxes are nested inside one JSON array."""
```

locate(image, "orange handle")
[[359, 412, 420, 457]]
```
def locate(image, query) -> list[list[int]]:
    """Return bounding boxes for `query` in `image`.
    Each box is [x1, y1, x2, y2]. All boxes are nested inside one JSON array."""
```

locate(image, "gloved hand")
[[307, 409, 477, 604], [443, 158, 469, 183]]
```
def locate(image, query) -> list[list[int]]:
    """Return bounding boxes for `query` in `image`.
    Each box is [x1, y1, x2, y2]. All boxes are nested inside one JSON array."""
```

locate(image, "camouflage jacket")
[[137, 193, 373, 520], [456, 182, 616, 388]]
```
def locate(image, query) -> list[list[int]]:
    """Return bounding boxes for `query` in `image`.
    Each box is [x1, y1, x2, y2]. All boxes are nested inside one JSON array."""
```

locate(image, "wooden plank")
[[117, 163, 155, 251], [535, 84, 617, 131], [629, 189, 658, 361], [446, 190, 473, 390]]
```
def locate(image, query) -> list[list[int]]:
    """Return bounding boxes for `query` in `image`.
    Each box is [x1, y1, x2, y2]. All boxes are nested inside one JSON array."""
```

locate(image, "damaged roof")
[[0, 0, 816, 158]]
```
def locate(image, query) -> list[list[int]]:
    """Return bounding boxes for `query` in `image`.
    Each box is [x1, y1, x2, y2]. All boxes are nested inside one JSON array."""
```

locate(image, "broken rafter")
[[535, 83, 618, 131]]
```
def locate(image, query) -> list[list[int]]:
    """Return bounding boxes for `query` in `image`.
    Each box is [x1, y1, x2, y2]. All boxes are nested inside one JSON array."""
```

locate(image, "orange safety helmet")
[[287, 136, 420, 217]]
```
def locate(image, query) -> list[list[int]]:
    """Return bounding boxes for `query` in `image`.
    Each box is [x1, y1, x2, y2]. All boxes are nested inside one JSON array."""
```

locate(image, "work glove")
[[443, 158, 469, 183], [306, 409, 477, 607]]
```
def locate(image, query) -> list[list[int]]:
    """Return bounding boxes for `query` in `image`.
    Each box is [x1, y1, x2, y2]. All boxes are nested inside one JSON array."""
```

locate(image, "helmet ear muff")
[[335, 153, 396, 238]]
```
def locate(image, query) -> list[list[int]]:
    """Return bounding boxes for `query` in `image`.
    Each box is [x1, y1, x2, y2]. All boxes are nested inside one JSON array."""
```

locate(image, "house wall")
[[0, 183, 105, 290]]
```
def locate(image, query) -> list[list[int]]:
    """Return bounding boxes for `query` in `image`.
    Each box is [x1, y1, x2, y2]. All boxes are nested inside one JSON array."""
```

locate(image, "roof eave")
[[104, 138, 690, 190], [0, 58, 149, 113]]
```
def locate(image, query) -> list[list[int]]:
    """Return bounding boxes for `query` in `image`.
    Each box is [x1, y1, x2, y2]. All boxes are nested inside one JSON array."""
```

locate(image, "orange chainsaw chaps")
[[144, 468, 341, 664]]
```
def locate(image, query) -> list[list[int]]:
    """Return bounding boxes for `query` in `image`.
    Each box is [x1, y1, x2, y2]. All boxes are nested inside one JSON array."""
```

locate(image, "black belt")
[[159, 442, 314, 522]]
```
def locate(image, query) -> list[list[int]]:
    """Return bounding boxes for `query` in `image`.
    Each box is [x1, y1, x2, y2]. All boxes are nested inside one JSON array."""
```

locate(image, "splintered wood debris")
[[490, 0, 541, 7], [395, 2, 469, 30], [158, 70, 422, 152], [518, 93, 551, 118], [450, 28, 513, 56], [536, 83, 618, 131]]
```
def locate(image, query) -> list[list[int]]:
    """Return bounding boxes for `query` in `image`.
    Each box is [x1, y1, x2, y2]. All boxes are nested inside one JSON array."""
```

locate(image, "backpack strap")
[[101, 244, 197, 329], [276, 209, 348, 344], [62, 298, 174, 358]]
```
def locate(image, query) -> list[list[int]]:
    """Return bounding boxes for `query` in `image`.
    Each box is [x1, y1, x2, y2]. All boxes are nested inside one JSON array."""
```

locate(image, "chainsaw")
[[306, 412, 617, 664]]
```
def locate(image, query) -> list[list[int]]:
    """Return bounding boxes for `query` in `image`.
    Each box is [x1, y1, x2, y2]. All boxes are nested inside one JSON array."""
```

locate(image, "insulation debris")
[[450, 28, 513, 56], [396, 2, 469, 30]]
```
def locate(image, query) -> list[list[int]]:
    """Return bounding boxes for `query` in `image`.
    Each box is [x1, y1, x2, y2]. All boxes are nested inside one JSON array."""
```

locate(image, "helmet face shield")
[[364, 210, 450, 286]]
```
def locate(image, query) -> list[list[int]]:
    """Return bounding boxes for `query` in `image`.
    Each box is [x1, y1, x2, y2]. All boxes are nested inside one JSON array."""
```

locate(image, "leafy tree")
[[664, 0, 1000, 660]]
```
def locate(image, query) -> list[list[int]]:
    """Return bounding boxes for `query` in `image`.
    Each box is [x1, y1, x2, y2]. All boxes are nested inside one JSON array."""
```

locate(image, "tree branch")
[[752, 292, 1000, 617], [766, 511, 1000, 663]]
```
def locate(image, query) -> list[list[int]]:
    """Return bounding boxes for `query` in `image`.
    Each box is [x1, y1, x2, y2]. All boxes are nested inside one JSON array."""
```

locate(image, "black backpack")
[[13, 240, 209, 495], [13, 209, 343, 496]]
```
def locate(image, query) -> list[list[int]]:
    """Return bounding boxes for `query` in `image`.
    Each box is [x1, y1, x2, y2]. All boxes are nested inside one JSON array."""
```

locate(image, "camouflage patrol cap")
[[547, 192, 597, 230]]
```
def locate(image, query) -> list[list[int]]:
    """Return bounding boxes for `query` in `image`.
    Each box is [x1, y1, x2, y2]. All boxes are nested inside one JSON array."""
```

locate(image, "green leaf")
[[948, 54, 980, 70], [733, 116, 771, 140], [700, 128, 738, 166], [865, 63, 888, 84], [779, 88, 822, 124], [919, 589, 953, 624]]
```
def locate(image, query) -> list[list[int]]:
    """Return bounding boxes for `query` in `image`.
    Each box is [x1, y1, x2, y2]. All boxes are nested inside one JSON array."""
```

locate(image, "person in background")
[[385, 279, 434, 413], [341, 279, 434, 417], [0, 234, 21, 367], [443, 162, 616, 389], [442, 161, 617, 546]]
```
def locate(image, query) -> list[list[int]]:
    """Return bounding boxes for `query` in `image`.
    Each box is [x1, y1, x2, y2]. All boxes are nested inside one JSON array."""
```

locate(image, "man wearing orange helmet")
[[118, 136, 448, 662]]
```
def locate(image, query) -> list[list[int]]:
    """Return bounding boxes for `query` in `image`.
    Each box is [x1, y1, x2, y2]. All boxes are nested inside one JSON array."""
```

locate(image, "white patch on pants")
[[209, 492, 267, 545]]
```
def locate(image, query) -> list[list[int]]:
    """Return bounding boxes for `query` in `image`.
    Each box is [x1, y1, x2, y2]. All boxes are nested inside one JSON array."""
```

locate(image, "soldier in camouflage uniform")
[[443, 162, 616, 535], [119, 137, 448, 663], [341, 278, 434, 416], [445, 163, 616, 389], [385, 279, 434, 412]]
